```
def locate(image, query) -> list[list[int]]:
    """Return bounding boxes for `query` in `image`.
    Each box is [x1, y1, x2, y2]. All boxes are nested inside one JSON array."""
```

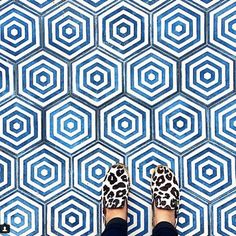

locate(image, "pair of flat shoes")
[[102, 164, 180, 223]]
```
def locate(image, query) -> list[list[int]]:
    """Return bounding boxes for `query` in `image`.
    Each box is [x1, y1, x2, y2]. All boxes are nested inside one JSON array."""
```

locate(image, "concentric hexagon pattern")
[[46, 97, 96, 154], [98, 1, 149, 59], [74, 143, 124, 200], [0, 192, 43, 235], [153, 0, 205, 57], [213, 192, 236, 235], [209, 0, 236, 55], [19, 145, 70, 202], [183, 143, 236, 201], [0, 98, 42, 154], [0, 3, 40, 61], [0, 0, 235, 235], [44, 2, 95, 60], [72, 50, 122, 106], [47, 191, 98, 236], [155, 95, 207, 153], [0, 58, 14, 103], [18, 51, 68, 107]]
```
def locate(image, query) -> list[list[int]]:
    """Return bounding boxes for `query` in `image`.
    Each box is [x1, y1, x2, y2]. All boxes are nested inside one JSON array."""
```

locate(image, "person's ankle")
[[105, 203, 127, 224], [154, 208, 176, 227]]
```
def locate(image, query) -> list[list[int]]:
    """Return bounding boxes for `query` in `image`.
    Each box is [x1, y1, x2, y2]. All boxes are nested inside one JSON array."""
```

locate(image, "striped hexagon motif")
[[0, 0, 10, 6], [130, 0, 168, 11], [153, 0, 205, 57], [177, 191, 208, 236], [98, 2, 149, 59], [155, 96, 207, 153], [46, 97, 96, 153], [19, 145, 70, 202], [0, 192, 43, 236], [19, 0, 63, 13], [182, 47, 234, 105], [127, 49, 177, 105], [0, 152, 15, 198], [74, 0, 116, 12], [72, 50, 122, 106], [0, 99, 41, 154], [211, 95, 236, 152], [128, 143, 179, 200], [47, 191, 98, 236], [0, 0, 235, 235], [0, 4, 40, 61], [74, 144, 124, 201], [44, 2, 95, 60], [183, 143, 236, 201], [0, 58, 14, 103], [100, 97, 150, 153], [127, 193, 152, 236], [213, 192, 236, 236], [190, 0, 221, 8], [210, 0, 236, 55], [18, 51, 68, 107]]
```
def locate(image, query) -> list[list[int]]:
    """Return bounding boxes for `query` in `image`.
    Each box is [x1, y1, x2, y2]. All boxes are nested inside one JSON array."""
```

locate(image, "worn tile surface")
[[0, 0, 236, 235]]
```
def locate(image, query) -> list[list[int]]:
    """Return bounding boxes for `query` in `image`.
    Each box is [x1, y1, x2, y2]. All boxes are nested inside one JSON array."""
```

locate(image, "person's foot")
[[102, 163, 130, 224], [153, 208, 176, 226], [151, 165, 180, 227], [105, 202, 127, 223]]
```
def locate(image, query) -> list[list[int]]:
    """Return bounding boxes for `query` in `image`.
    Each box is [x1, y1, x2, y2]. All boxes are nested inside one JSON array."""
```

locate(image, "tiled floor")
[[0, 0, 235, 235]]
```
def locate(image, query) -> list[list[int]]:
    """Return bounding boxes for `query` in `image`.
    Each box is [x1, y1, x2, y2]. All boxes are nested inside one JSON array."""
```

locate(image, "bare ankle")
[[154, 208, 176, 227], [105, 202, 127, 224]]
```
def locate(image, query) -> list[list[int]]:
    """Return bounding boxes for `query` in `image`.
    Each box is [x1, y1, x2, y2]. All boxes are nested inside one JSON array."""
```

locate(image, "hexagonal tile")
[[177, 190, 209, 235], [183, 143, 236, 201], [0, 58, 14, 104], [47, 191, 98, 236], [18, 51, 68, 107], [0, 4, 40, 61], [19, 145, 70, 202], [74, 143, 124, 200], [128, 143, 179, 200], [0, 152, 15, 198], [0, 98, 42, 154], [0, 0, 235, 235], [44, 2, 95, 60], [98, 2, 149, 59], [154, 95, 207, 153], [72, 50, 122, 106], [46, 97, 96, 153], [153, 0, 205, 57], [211, 95, 236, 152], [213, 192, 236, 235], [127, 193, 152, 236], [182, 47, 234, 105], [127, 49, 177, 105], [210, 0, 236, 55], [0, 192, 43, 235], [100, 97, 150, 153]]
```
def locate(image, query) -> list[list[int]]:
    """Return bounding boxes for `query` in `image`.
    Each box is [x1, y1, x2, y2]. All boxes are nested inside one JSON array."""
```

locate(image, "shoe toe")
[[151, 165, 179, 213], [102, 164, 130, 209]]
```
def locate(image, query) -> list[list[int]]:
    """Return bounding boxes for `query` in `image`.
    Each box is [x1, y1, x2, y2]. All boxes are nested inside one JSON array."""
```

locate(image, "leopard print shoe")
[[102, 163, 130, 222], [151, 165, 180, 220]]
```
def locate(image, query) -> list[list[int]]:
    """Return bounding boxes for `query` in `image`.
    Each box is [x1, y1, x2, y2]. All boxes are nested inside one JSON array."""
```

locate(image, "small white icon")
[[0, 224, 10, 233]]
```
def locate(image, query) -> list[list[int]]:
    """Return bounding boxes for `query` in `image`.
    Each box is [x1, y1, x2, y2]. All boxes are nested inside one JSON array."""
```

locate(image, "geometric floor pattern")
[[0, 0, 235, 235]]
